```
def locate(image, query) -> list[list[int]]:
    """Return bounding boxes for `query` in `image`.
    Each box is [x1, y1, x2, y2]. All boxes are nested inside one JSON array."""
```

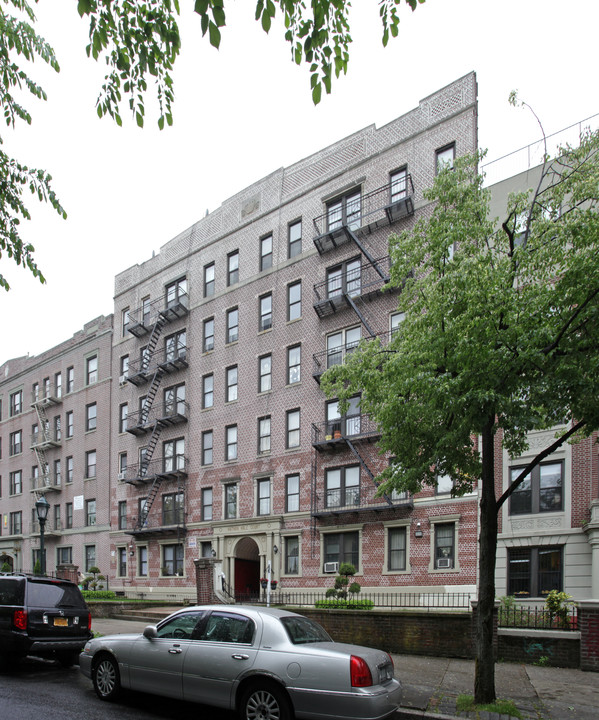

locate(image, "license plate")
[[53, 617, 68, 627]]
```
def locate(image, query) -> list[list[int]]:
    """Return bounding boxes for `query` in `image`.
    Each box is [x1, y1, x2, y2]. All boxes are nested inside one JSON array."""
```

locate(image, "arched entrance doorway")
[[0, 553, 14, 572], [233, 537, 260, 600]]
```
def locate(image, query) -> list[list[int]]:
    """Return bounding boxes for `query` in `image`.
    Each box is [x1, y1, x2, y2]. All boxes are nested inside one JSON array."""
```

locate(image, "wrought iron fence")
[[242, 591, 473, 610], [498, 604, 578, 631]]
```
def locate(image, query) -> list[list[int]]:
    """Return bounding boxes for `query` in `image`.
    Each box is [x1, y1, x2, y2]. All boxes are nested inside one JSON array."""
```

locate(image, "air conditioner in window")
[[118, 471, 127, 481], [323, 562, 339, 574], [119, 374, 128, 386], [436, 558, 452, 569]]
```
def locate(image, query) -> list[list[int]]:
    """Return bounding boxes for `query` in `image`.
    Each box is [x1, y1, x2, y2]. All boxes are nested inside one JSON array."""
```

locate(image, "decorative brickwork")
[[578, 600, 599, 671]]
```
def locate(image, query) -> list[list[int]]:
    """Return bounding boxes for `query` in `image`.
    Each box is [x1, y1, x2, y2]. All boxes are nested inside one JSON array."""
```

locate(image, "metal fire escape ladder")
[[136, 472, 162, 530], [345, 228, 390, 283], [346, 439, 394, 507], [143, 314, 167, 369], [31, 402, 51, 487], [343, 294, 377, 338]]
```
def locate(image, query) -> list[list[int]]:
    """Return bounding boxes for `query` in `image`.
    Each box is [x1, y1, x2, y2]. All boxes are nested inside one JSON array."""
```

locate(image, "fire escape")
[[310, 175, 415, 522], [30, 390, 62, 536], [122, 289, 189, 534]]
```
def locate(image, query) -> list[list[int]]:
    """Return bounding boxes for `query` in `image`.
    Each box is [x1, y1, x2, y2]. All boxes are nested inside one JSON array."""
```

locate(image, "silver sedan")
[[80, 605, 401, 720]]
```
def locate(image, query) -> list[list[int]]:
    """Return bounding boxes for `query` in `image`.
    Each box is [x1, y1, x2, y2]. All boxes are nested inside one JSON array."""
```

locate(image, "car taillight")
[[14, 610, 28, 630], [350, 655, 373, 687], [387, 652, 394, 669], [87, 612, 92, 631]]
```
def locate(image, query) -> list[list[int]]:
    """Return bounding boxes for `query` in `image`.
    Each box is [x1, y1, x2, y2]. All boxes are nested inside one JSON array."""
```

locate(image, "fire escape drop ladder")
[[345, 439, 394, 507]]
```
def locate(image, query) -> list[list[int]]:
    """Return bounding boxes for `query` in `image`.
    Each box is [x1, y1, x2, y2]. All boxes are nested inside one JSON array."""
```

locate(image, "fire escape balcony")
[[311, 481, 413, 519], [123, 455, 188, 485], [312, 176, 414, 255], [162, 290, 189, 322], [124, 511, 186, 538], [313, 256, 392, 318], [126, 344, 189, 386], [30, 472, 62, 493], [31, 392, 62, 408], [30, 428, 61, 450], [311, 413, 381, 451], [312, 340, 361, 383], [30, 519, 62, 536], [127, 297, 162, 337], [126, 401, 189, 436]]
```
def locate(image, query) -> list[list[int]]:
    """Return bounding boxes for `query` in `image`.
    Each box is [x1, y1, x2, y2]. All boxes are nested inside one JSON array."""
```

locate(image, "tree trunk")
[[474, 417, 499, 704]]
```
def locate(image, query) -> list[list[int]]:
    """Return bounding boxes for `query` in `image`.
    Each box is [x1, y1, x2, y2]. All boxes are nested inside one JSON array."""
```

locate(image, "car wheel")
[[57, 651, 80, 668], [92, 654, 121, 701], [240, 682, 293, 720]]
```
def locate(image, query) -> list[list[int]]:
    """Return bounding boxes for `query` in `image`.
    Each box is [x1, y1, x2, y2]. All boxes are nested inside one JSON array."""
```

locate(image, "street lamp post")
[[35, 495, 50, 575]]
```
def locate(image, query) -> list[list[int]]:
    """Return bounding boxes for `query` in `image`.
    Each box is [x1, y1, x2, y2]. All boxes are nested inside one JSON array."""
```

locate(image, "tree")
[[0, 0, 425, 291], [321, 126, 599, 703]]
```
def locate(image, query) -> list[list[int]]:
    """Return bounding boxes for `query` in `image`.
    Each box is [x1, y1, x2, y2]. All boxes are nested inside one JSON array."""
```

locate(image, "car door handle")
[[231, 654, 249, 660], [169, 645, 183, 654]]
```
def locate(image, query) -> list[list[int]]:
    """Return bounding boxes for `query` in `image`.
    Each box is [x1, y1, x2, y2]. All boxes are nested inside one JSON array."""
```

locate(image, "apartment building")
[[0, 316, 113, 578]]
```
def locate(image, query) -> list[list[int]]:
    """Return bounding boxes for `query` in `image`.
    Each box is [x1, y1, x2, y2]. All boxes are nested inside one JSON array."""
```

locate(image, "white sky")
[[1, 0, 598, 365]]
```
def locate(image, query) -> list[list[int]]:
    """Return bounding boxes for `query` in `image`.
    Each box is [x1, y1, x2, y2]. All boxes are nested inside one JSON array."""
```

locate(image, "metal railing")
[[247, 591, 473, 610], [311, 413, 381, 445], [127, 343, 189, 381], [126, 400, 189, 433], [498, 604, 578, 631], [121, 455, 188, 483], [313, 256, 392, 313]]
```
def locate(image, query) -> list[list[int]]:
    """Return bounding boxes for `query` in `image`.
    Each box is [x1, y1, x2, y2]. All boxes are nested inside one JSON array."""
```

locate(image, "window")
[[86, 355, 98, 385], [390, 312, 405, 337], [163, 491, 184, 525], [260, 234, 273, 271], [54, 415, 61, 441], [54, 459, 62, 485], [165, 329, 187, 362], [85, 545, 96, 573], [203, 317, 215, 352], [202, 488, 213, 521], [9, 511, 22, 535], [226, 307, 239, 343], [327, 188, 361, 231], [86, 499, 96, 526], [287, 344, 301, 384], [119, 403, 128, 433], [508, 546, 563, 597], [285, 536, 299, 574], [85, 450, 97, 479], [204, 262, 215, 297], [326, 396, 361, 437], [10, 470, 22, 495], [436, 143, 455, 172], [9, 430, 22, 456], [164, 438, 185, 472], [166, 277, 187, 309], [324, 531, 359, 569], [202, 430, 213, 465], [142, 296, 151, 325], [257, 478, 271, 515], [258, 416, 271, 455], [202, 374, 214, 409], [118, 501, 127, 530], [388, 527, 407, 571], [122, 307, 130, 336], [58, 547, 73, 566], [138, 546, 148, 576], [326, 326, 361, 369], [86, 402, 97, 432], [10, 390, 23, 416], [226, 365, 238, 402], [226, 425, 238, 461], [66, 456, 73, 484], [66, 410, 74, 438], [390, 167, 408, 203], [434, 523, 455, 569], [259, 293, 272, 331], [327, 257, 361, 299], [259, 354, 272, 393], [436, 473, 454, 496], [286, 474, 300, 512], [225, 483, 237, 519], [118, 547, 127, 577], [66, 366, 74, 393], [55, 372, 62, 398], [119, 452, 127, 476], [288, 219, 302, 258], [287, 281, 301, 321], [65, 502, 73, 529], [227, 250, 239, 286], [53, 504, 61, 530], [510, 462, 563, 515], [325, 465, 360, 508], [286, 409, 300, 448], [32, 382, 39, 402], [164, 383, 185, 418]]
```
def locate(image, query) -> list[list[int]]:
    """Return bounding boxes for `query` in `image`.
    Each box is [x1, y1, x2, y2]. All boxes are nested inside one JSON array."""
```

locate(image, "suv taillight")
[[14, 609, 28, 630], [87, 612, 92, 631], [350, 655, 373, 687]]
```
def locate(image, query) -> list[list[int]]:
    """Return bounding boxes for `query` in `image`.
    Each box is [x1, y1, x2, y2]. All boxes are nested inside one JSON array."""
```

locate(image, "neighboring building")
[[0, 316, 114, 578]]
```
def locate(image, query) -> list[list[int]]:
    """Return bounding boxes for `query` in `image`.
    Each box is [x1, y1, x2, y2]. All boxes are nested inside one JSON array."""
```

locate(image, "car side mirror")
[[143, 625, 158, 640]]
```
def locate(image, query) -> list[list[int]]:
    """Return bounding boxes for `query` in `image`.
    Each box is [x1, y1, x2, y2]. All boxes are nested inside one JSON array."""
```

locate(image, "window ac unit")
[[119, 374, 128, 386], [118, 471, 127, 481], [437, 558, 452, 569], [323, 562, 339, 574]]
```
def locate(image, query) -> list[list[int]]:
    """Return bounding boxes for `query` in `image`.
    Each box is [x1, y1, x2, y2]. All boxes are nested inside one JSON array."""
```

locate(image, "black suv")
[[0, 573, 92, 668]]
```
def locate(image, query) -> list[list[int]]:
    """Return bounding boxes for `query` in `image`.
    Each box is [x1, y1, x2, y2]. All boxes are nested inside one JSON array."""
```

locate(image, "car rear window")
[[27, 580, 87, 608], [0, 579, 25, 606], [281, 616, 332, 645]]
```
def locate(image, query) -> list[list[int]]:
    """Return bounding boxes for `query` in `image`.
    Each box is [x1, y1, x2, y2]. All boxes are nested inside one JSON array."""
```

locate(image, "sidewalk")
[[91, 614, 599, 720]]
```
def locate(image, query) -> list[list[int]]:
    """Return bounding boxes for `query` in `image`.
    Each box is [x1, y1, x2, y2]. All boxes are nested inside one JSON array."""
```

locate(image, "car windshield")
[[0, 579, 25, 605], [281, 616, 332, 645], [27, 580, 87, 608]]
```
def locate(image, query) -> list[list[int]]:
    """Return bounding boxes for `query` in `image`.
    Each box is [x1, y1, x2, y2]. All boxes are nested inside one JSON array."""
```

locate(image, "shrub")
[[82, 590, 117, 600]]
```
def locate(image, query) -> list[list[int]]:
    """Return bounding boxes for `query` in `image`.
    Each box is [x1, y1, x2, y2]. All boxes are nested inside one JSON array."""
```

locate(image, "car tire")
[[239, 681, 293, 720], [92, 654, 121, 701]]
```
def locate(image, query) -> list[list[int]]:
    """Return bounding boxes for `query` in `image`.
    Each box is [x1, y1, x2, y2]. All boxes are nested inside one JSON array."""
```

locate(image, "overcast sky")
[[1, 0, 597, 365]]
